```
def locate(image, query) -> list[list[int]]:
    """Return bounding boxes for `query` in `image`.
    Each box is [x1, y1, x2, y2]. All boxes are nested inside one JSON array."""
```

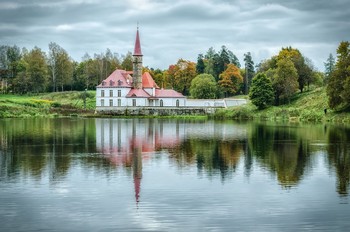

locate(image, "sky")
[[0, 0, 349, 71]]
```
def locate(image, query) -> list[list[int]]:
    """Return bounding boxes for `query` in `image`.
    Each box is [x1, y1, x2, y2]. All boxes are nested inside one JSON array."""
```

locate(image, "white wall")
[[96, 87, 131, 107]]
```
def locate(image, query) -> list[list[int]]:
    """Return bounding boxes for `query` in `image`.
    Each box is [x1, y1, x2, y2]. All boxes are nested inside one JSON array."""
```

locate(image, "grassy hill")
[[0, 91, 96, 118], [214, 87, 350, 123]]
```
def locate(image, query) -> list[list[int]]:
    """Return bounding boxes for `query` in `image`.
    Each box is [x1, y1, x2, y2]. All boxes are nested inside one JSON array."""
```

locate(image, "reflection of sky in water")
[[0, 118, 350, 231]]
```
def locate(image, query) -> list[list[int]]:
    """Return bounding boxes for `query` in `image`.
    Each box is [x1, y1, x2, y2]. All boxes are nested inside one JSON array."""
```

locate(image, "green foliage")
[[196, 54, 205, 74], [213, 87, 346, 122], [324, 53, 335, 84], [190, 74, 218, 99], [327, 41, 350, 110], [243, 52, 255, 94], [249, 73, 274, 110], [273, 58, 299, 104]]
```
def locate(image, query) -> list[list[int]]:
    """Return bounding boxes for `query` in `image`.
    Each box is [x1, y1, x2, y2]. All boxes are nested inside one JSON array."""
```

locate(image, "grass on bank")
[[214, 87, 350, 123], [0, 91, 96, 118]]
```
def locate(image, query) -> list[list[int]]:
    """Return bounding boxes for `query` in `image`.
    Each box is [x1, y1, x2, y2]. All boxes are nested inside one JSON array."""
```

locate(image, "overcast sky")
[[1, 0, 349, 71]]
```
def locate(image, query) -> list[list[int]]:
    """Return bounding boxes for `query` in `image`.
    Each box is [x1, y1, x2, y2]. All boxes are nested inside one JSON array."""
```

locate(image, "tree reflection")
[[249, 123, 311, 188], [326, 125, 350, 196], [0, 118, 98, 182]]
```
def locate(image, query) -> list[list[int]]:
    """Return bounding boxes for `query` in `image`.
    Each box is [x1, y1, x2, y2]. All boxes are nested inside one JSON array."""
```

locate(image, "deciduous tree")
[[190, 74, 218, 99], [272, 58, 298, 104], [218, 64, 243, 97]]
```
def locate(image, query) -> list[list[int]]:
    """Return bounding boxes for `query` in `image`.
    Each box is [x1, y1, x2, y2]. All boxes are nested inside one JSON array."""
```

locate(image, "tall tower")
[[133, 27, 143, 89]]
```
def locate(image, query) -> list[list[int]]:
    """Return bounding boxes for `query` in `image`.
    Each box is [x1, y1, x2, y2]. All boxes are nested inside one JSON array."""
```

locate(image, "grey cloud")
[[0, 0, 349, 70]]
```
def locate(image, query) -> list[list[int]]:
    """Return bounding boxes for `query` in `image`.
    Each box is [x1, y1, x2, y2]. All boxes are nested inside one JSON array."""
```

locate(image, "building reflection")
[[95, 119, 248, 203]]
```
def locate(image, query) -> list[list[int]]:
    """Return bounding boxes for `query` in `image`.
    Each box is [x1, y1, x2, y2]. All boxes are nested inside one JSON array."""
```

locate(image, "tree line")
[[0, 43, 134, 94], [1, 41, 348, 113]]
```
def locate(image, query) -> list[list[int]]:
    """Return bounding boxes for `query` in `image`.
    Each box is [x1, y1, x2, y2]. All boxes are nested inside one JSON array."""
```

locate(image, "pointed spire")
[[133, 26, 142, 56]]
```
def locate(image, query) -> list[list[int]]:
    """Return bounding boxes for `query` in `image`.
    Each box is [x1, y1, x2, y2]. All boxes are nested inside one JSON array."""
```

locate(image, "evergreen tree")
[[324, 53, 335, 84], [327, 41, 350, 110], [249, 73, 274, 109], [244, 52, 255, 94], [196, 54, 205, 74]]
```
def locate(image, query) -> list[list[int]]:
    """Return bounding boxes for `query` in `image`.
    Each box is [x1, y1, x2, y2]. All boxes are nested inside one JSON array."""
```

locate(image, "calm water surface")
[[1, 118, 350, 231]]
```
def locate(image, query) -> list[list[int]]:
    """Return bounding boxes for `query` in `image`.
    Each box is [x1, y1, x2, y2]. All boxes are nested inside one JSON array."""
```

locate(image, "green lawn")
[[0, 91, 96, 118]]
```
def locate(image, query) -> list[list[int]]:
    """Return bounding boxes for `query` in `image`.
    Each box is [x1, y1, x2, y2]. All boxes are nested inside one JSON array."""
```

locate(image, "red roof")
[[142, 72, 159, 88], [155, 89, 185, 98], [97, 69, 132, 88], [126, 89, 151, 98], [133, 29, 142, 56]]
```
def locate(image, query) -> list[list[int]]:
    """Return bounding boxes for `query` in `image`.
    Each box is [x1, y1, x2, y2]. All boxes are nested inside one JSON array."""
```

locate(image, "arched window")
[[176, 99, 180, 107], [160, 99, 163, 107]]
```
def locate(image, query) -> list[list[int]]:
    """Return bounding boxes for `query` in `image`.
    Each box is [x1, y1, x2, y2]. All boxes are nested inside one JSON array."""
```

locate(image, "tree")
[[204, 47, 216, 76], [48, 42, 61, 92], [249, 73, 274, 109], [24, 47, 48, 93], [272, 58, 298, 104], [244, 52, 255, 94], [218, 64, 243, 97], [196, 54, 205, 74], [167, 59, 196, 95], [121, 51, 133, 71], [327, 41, 350, 110], [324, 53, 335, 84], [190, 74, 218, 99]]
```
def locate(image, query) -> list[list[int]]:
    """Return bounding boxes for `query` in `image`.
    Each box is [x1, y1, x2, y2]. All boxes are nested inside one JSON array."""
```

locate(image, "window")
[[110, 90, 113, 97], [160, 99, 163, 107], [118, 90, 121, 97], [176, 99, 180, 107], [101, 90, 105, 97], [101, 99, 105, 107], [132, 99, 136, 107], [118, 99, 121, 107], [109, 99, 113, 106]]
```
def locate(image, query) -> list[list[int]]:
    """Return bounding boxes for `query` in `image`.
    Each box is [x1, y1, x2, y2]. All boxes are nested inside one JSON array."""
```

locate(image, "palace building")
[[96, 28, 185, 110]]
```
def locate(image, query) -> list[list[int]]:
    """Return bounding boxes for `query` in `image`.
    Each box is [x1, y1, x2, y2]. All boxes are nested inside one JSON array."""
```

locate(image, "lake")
[[0, 118, 350, 231]]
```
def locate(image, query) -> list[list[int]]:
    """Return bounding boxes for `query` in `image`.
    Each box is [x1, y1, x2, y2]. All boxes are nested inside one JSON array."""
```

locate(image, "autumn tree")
[[277, 47, 314, 93], [218, 64, 243, 97], [249, 73, 274, 109], [190, 74, 218, 99], [272, 58, 298, 104], [327, 41, 350, 110], [167, 59, 196, 95]]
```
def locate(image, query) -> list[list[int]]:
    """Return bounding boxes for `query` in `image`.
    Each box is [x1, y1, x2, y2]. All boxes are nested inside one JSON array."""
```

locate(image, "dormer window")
[[118, 80, 122, 86], [102, 81, 106, 86], [109, 80, 114, 86]]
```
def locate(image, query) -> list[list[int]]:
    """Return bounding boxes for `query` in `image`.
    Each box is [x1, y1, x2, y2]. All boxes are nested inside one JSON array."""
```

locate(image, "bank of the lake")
[[214, 88, 350, 123], [1, 88, 350, 122], [0, 91, 96, 118]]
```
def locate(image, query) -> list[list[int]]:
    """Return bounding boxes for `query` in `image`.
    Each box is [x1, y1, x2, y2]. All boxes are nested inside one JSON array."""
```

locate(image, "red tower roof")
[[133, 29, 142, 56]]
